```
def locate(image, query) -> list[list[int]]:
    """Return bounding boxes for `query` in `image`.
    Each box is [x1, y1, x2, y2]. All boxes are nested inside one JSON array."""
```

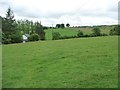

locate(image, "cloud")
[[0, 0, 119, 26]]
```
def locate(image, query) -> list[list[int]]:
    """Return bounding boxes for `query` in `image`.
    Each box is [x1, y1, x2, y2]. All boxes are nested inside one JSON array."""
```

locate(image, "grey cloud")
[[0, 0, 118, 26], [14, 8, 40, 18], [0, 0, 11, 5], [12, 6, 71, 19], [75, 8, 117, 20]]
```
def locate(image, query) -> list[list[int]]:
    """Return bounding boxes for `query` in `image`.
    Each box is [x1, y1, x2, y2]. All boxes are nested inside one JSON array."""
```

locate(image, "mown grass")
[[2, 36, 118, 88]]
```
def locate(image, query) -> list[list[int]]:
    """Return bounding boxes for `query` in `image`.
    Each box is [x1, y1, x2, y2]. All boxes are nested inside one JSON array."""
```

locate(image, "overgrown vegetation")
[[28, 34, 39, 41]]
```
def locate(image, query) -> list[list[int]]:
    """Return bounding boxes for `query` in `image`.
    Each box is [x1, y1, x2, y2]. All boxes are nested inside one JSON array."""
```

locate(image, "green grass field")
[[2, 36, 118, 88], [45, 26, 113, 40]]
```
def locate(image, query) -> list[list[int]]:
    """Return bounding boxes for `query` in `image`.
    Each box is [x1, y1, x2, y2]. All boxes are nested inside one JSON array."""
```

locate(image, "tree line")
[[2, 7, 45, 44], [56, 23, 70, 28], [1, 7, 120, 44]]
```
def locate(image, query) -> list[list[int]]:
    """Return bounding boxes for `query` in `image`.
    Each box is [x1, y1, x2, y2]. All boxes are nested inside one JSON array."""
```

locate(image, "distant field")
[[45, 28, 78, 40], [45, 26, 113, 40], [3, 36, 118, 88]]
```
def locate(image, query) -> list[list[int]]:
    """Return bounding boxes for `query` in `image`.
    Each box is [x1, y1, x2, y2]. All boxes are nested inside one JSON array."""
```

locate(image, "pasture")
[[45, 26, 113, 40], [2, 36, 118, 88]]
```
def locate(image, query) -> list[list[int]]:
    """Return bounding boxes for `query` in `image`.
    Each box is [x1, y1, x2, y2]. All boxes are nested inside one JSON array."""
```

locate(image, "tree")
[[28, 34, 39, 41], [56, 24, 61, 28], [52, 32, 61, 40], [2, 7, 16, 37], [60, 23, 65, 29], [92, 27, 101, 36], [10, 32, 22, 43], [109, 25, 120, 35], [66, 23, 70, 27], [2, 7, 21, 44], [115, 25, 120, 35], [109, 29, 114, 35], [30, 20, 34, 34], [35, 22, 45, 40], [77, 30, 84, 37]]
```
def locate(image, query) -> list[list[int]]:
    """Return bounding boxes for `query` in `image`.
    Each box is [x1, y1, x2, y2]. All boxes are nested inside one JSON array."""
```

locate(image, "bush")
[[109, 26, 120, 35], [43, 26, 48, 30], [90, 33, 97, 37], [40, 31, 45, 40], [77, 30, 84, 37], [72, 35, 78, 38], [100, 33, 108, 36], [83, 34, 91, 37], [92, 27, 101, 36], [109, 29, 114, 35], [59, 35, 77, 39], [2, 33, 22, 44], [11, 33, 22, 43], [114, 25, 120, 35], [62, 35, 70, 39], [52, 32, 61, 40], [2, 38, 11, 44], [28, 34, 39, 41]]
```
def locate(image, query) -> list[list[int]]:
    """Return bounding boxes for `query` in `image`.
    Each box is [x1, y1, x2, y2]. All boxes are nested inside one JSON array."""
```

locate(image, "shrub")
[[72, 35, 78, 38], [109, 26, 120, 35], [109, 29, 114, 35], [92, 27, 101, 36], [62, 35, 70, 39], [43, 26, 48, 30], [11, 33, 22, 43], [52, 32, 61, 40], [90, 33, 97, 37], [114, 25, 120, 35], [77, 30, 84, 37], [28, 34, 39, 41], [59, 35, 78, 39], [80, 34, 90, 37], [100, 33, 108, 36], [2, 38, 11, 44], [40, 31, 45, 40]]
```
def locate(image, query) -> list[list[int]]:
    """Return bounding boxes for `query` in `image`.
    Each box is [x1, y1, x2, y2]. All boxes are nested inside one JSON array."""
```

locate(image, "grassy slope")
[[45, 26, 113, 40], [45, 28, 78, 40], [3, 36, 118, 88]]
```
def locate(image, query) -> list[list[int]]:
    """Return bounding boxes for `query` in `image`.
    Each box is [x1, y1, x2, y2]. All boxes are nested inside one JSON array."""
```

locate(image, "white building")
[[22, 34, 30, 43]]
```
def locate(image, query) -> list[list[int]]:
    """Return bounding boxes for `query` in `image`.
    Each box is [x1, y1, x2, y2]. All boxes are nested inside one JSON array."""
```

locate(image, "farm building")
[[22, 34, 30, 43]]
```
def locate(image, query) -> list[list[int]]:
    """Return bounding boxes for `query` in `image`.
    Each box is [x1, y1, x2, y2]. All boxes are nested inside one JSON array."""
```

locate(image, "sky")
[[0, 0, 119, 26]]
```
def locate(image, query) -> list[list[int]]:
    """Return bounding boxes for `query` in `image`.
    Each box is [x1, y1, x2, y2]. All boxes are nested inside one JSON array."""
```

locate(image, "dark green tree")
[[109, 26, 120, 35], [2, 7, 16, 37], [60, 23, 65, 29], [28, 33, 39, 41], [30, 20, 34, 34], [2, 7, 21, 44], [66, 23, 70, 27], [56, 24, 61, 28], [35, 22, 45, 40], [52, 32, 61, 40], [116, 25, 120, 35], [92, 27, 101, 36], [77, 30, 84, 37]]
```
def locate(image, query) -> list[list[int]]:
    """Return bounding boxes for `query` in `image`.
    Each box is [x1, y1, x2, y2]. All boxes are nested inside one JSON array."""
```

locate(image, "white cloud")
[[0, 0, 119, 26]]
